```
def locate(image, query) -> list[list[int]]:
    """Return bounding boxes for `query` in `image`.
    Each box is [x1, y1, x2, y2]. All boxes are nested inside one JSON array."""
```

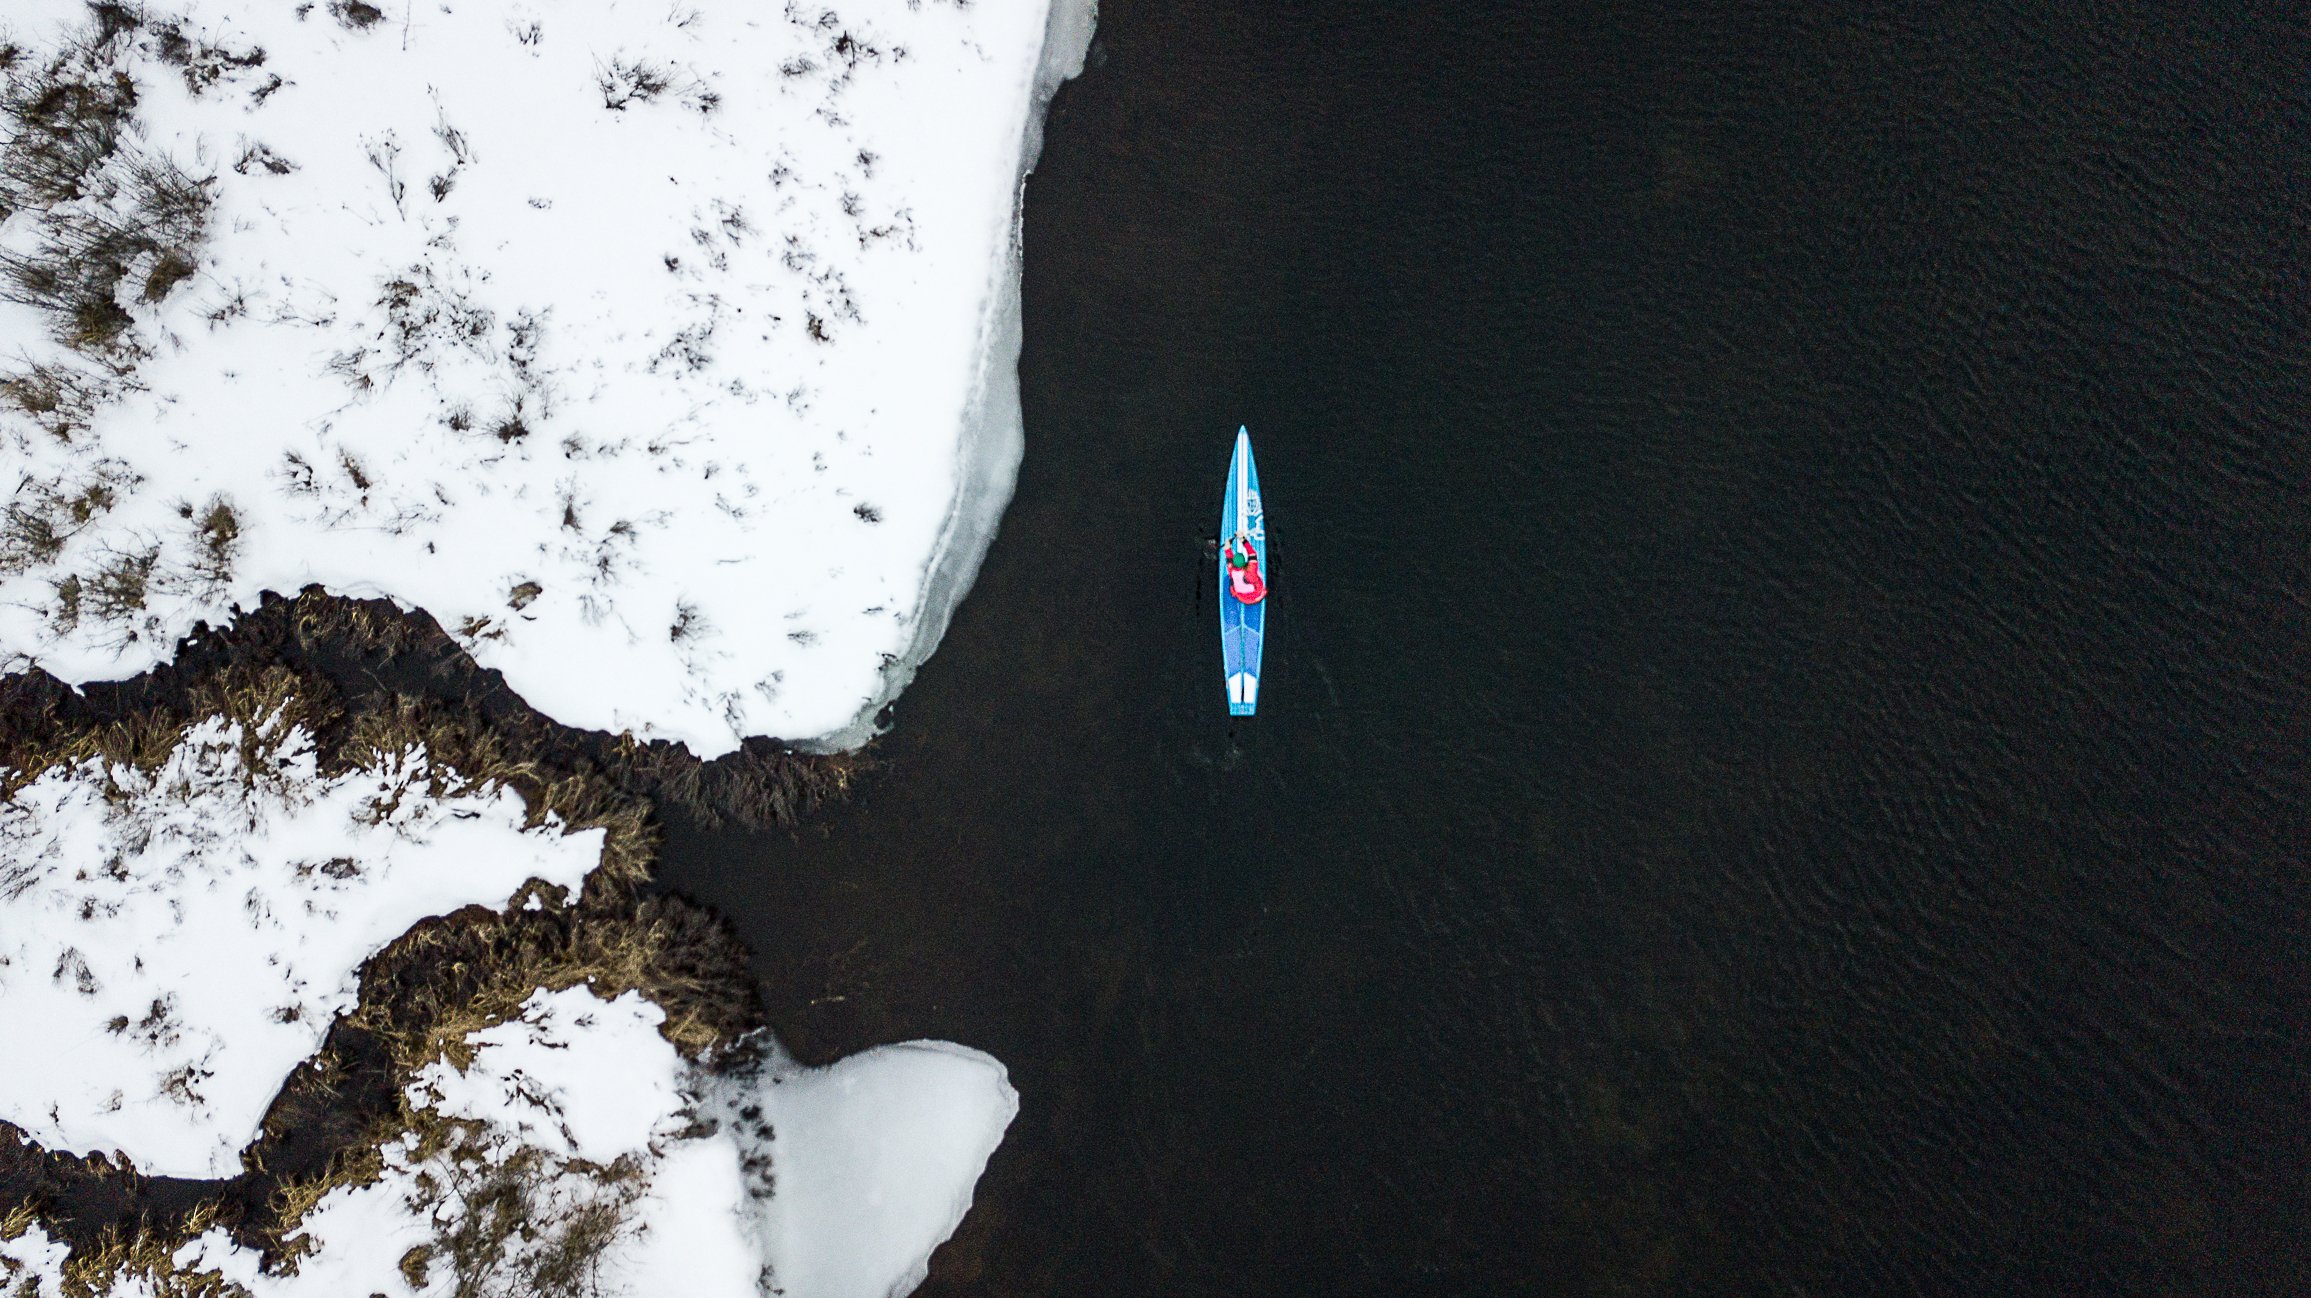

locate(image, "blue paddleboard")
[[1218, 426, 1267, 715]]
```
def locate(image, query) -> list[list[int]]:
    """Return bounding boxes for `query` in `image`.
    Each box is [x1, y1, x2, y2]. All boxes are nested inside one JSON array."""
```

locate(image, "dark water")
[[657, 1, 2311, 1292]]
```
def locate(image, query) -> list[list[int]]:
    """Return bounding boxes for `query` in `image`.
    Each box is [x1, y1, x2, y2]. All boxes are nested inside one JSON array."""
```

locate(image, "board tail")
[[1229, 672, 1258, 714]]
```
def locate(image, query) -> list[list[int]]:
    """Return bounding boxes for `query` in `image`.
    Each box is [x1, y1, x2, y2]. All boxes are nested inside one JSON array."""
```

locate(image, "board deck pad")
[[1219, 427, 1266, 715]]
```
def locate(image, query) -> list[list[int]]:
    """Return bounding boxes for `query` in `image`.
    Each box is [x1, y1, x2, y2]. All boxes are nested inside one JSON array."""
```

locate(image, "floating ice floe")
[[0, 713, 604, 1179], [721, 1038, 1022, 1298], [0, 0, 1095, 754]]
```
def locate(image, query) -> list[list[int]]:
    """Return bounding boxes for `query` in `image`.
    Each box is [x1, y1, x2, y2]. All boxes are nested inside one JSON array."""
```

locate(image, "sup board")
[[1219, 426, 1267, 715]]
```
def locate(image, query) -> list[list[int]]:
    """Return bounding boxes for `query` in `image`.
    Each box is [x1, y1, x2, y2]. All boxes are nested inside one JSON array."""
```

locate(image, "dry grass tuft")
[[140, 248, 196, 302], [54, 1202, 239, 1298], [0, 4, 212, 365], [47, 571, 84, 633], [258, 1129, 384, 1262], [184, 496, 239, 591], [0, 364, 108, 442], [5, 155, 211, 352], [0, 29, 138, 212], [245, 886, 751, 1267], [146, 20, 265, 97], [325, 1, 386, 32]]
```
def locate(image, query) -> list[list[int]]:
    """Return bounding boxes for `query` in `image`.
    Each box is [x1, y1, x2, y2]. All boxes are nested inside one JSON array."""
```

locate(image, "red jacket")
[[1227, 541, 1267, 603]]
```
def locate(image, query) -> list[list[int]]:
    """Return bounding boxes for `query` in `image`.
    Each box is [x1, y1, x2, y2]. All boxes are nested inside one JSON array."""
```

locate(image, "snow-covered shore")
[[1, 0, 1092, 755], [0, 696, 1020, 1297], [0, 0, 1090, 1288]]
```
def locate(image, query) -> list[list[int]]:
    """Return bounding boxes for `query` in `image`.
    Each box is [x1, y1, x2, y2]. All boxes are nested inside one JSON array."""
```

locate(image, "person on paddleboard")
[[1225, 532, 1267, 603]]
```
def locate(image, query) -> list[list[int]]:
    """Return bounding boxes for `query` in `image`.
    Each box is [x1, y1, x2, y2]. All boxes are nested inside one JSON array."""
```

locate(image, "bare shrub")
[[378, 269, 493, 366], [0, 51, 136, 210], [1, 468, 130, 574], [0, 155, 213, 352], [327, 1, 386, 31], [362, 133, 403, 213], [184, 495, 239, 590], [83, 543, 158, 623], [141, 248, 196, 302], [596, 57, 673, 110], [230, 141, 293, 175], [1, 365, 70, 417], [48, 571, 83, 632], [0, 364, 115, 443], [0, 12, 214, 355], [0, 498, 68, 574], [148, 19, 266, 96]]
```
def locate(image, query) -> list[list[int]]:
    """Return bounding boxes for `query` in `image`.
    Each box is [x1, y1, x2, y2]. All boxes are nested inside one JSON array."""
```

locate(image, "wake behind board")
[[1219, 426, 1267, 715]]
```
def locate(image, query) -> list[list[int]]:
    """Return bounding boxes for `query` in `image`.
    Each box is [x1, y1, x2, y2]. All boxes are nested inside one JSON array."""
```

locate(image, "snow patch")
[[0, 1222, 75, 1292], [0, 714, 602, 1178], [417, 986, 691, 1165]]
